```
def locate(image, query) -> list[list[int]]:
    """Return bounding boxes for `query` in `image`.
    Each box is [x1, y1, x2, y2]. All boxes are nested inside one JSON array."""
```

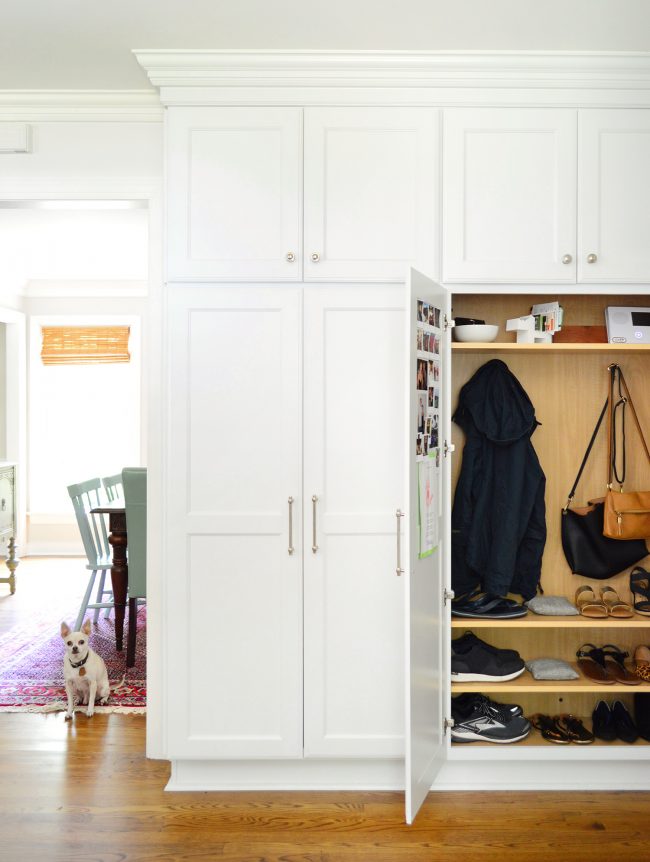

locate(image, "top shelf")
[[452, 342, 650, 353]]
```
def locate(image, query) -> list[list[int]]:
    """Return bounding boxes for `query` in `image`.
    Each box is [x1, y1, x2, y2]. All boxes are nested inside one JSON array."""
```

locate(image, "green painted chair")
[[67, 477, 114, 631], [102, 473, 123, 502], [122, 467, 147, 668]]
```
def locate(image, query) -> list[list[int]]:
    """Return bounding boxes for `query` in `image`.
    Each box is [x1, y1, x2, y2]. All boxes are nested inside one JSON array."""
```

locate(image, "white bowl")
[[454, 324, 499, 343]]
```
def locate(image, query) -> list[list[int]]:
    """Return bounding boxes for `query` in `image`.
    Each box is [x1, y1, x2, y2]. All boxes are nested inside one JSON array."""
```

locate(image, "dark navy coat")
[[451, 359, 546, 600]]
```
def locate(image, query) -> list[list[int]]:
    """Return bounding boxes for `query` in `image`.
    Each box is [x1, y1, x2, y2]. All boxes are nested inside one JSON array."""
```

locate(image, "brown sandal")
[[576, 644, 614, 683], [601, 645, 641, 685], [575, 586, 607, 619], [635, 645, 650, 682], [600, 586, 634, 619]]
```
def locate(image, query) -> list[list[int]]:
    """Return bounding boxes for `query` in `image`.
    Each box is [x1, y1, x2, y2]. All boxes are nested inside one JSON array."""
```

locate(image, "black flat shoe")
[[630, 567, 650, 616], [451, 590, 527, 619], [612, 700, 639, 743], [592, 700, 617, 741]]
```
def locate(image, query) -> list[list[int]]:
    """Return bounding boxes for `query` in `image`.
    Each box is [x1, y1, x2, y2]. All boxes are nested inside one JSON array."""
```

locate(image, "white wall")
[[0, 323, 5, 458]]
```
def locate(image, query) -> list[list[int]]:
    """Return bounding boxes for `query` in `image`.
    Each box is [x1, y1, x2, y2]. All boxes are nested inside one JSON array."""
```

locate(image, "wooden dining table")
[[90, 502, 128, 653]]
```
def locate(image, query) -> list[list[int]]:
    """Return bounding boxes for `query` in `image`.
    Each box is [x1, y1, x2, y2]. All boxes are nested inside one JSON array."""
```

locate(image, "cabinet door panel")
[[303, 286, 405, 757], [166, 285, 303, 759], [579, 110, 650, 283], [443, 108, 577, 283], [166, 108, 302, 280], [304, 108, 438, 281]]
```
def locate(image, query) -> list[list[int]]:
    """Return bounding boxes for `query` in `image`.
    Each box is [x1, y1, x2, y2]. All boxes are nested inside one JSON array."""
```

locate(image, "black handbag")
[[561, 399, 648, 579]]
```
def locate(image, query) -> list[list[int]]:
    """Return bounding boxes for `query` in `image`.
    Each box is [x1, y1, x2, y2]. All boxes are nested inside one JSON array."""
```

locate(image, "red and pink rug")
[[0, 606, 146, 713]]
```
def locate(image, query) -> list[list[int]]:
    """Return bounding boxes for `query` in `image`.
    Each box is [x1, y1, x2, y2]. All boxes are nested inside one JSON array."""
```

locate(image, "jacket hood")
[[453, 359, 539, 443]]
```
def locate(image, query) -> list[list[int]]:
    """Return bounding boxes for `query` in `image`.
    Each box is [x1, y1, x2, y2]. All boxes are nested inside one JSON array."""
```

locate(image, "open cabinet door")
[[404, 268, 451, 824]]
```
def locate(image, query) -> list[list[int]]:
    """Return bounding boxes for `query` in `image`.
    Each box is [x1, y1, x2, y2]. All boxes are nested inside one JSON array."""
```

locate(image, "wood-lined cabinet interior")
[[166, 106, 438, 282], [449, 293, 650, 747], [443, 109, 650, 284]]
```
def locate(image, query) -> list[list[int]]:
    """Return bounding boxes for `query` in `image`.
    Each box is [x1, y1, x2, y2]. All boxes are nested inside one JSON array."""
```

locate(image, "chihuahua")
[[60, 619, 110, 719]]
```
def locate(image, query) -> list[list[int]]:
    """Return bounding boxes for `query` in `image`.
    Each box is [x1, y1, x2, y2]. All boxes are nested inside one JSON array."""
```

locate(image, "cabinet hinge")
[[444, 588, 455, 605], [444, 315, 455, 332], [444, 717, 455, 733], [443, 440, 456, 457]]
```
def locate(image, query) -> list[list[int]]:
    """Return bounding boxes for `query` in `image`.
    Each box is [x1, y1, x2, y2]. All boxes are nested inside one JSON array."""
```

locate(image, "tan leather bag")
[[602, 365, 650, 540]]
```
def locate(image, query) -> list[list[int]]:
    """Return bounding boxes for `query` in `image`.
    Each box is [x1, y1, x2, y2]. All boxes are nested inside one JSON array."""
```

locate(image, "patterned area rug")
[[0, 605, 146, 713]]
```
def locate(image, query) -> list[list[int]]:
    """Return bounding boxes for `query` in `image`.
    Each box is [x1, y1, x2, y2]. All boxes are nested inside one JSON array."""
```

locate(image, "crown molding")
[[133, 49, 650, 91], [0, 91, 162, 122]]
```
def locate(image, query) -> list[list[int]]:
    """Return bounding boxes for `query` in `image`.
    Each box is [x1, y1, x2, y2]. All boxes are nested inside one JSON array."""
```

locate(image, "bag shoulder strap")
[[564, 398, 608, 512], [608, 364, 650, 488]]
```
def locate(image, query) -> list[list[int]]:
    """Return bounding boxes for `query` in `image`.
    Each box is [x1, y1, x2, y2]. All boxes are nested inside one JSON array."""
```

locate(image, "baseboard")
[[167, 758, 404, 791]]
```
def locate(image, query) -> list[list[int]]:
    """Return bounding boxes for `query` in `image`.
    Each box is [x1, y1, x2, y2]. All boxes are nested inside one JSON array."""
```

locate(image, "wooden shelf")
[[452, 614, 650, 629], [452, 342, 650, 353], [451, 663, 649, 693], [452, 727, 650, 748]]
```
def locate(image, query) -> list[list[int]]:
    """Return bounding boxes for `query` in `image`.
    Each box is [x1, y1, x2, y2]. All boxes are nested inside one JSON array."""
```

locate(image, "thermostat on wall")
[[605, 307, 650, 344]]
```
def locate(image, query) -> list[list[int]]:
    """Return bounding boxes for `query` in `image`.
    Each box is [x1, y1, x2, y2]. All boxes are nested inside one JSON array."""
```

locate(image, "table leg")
[[108, 512, 128, 652]]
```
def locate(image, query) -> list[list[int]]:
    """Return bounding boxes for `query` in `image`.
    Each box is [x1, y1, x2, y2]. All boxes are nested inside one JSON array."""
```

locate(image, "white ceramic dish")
[[454, 324, 499, 342]]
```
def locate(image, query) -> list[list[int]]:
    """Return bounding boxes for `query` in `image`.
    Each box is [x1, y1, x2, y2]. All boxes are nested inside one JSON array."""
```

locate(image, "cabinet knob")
[[310, 252, 320, 262], [562, 254, 573, 265], [286, 252, 295, 262], [587, 253, 598, 264]]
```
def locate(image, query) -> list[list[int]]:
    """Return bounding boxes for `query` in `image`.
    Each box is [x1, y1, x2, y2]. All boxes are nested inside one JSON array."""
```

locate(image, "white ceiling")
[[2, 0, 650, 91]]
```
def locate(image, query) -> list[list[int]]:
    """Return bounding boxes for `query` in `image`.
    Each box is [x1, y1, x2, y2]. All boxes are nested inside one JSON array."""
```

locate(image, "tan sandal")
[[600, 585, 634, 619], [575, 586, 607, 619], [634, 645, 650, 681]]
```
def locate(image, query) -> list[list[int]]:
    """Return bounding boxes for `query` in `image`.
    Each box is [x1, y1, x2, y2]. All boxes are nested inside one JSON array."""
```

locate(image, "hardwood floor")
[[2, 560, 650, 860]]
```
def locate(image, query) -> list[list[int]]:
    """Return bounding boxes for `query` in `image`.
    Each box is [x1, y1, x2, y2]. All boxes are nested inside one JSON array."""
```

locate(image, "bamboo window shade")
[[40, 326, 131, 365]]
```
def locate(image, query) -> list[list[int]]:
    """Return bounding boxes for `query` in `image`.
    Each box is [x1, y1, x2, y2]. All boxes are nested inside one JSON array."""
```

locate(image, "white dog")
[[60, 619, 110, 719]]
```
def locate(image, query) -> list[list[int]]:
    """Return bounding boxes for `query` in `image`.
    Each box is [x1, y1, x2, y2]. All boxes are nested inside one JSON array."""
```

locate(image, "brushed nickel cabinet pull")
[[288, 496, 295, 555], [312, 495, 319, 553], [396, 509, 405, 576]]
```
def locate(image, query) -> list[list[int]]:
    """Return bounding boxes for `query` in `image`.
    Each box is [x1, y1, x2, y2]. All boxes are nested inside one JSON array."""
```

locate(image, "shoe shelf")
[[450, 730, 650, 753], [451, 616, 650, 629], [451, 667, 650, 694], [451, 343, 650, 354]]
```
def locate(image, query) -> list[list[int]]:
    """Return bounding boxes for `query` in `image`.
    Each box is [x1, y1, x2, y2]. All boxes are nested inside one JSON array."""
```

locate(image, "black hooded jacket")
[[451, 359, 546, 601]]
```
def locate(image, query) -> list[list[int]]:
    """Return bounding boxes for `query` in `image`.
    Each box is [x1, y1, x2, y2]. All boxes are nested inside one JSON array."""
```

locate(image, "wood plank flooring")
[[2, 560, 650, 861]]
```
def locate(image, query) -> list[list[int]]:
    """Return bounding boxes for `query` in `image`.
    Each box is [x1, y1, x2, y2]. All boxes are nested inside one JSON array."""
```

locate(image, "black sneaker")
[[633, 693, 650, 742], [452, 691, 523, 718], [451, 634, 525, 682], [612, 700, 639, 743], [453, 631, 521, 661], [592, 700, 617, 741], [451, 695, 530, 743]]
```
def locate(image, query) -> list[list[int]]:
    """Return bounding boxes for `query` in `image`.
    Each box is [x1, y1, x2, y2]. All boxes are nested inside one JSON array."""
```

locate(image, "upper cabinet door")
[[304, 108, 439, 282], [442, 108, 577, 283], [166, 107, 303, 281], [404, 269, 450, 825], [579, 110, 650, 283]]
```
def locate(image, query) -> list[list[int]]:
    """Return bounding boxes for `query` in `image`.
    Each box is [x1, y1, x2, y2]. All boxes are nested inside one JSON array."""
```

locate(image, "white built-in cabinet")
[[166, 107, 438, 282], [165, 283, 415, 760], [442, 108, 650, 284]]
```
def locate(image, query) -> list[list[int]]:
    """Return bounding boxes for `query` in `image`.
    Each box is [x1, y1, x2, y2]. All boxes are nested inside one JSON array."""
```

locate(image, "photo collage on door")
[[415, 299, 441, 557]]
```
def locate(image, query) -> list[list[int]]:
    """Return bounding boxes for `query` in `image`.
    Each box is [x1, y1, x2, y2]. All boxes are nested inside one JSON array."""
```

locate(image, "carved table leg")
[[5, 537, 18, 595], [108, 512, 128, 652]]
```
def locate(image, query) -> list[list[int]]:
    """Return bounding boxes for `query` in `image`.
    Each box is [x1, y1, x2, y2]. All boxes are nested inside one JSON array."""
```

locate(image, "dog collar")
[[68, 653, 89, 669]]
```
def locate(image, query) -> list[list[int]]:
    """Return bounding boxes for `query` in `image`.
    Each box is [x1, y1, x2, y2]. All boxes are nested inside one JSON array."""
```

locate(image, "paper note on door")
[[418, 459, 439, 557]]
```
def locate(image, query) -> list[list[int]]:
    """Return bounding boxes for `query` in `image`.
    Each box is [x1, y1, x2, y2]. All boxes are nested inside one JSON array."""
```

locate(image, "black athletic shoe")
[[592, 700, 617, 741], [452, 691, 524, 718], [634, 693, 650, 742], [452, 631, 521, 661], [451, 695, 530, 743], [451, 634, 525, 682], [612, 700, 639, 743]]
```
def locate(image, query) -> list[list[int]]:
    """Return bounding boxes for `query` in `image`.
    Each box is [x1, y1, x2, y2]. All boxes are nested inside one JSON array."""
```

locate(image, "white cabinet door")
[[404, 269, 450, 824], [165, 285, 303, 758], [579, 110, 650, 283], [166, 108, 303, 281], [303, 285, 405, 757], [442, 108, 577, 283], [304, 108, 439, 281]]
